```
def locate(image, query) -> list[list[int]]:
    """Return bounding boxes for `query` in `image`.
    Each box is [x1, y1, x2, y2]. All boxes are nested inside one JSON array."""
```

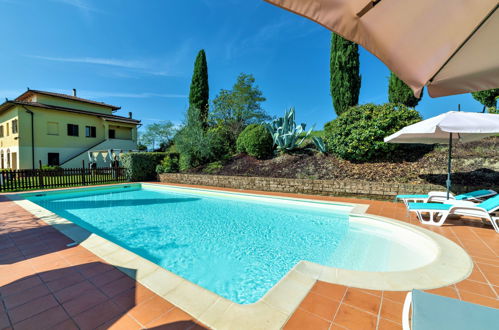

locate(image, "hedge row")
[[121, 152, 168, 181]]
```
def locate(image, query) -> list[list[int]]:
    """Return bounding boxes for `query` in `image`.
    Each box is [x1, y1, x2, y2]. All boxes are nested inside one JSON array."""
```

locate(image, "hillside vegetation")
[[187, 136, 499, 187]]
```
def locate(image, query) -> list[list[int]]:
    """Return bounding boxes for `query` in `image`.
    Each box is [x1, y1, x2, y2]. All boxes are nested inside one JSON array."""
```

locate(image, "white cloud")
[[79, 90, 186, 99], [25, 55, 178, 77], [50, 0, 102, 14], [28, 55, 147, 69]]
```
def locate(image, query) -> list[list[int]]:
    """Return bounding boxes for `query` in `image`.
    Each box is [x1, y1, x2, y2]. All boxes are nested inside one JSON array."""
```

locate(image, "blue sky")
[[0, 0, 484, 132]]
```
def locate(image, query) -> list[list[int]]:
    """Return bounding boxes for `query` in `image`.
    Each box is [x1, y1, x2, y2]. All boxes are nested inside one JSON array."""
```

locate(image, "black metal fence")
[[0, 164, 127, 192]]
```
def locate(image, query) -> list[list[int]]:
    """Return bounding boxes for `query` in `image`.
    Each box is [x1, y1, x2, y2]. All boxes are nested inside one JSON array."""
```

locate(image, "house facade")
[[0, 89, 140, 169]]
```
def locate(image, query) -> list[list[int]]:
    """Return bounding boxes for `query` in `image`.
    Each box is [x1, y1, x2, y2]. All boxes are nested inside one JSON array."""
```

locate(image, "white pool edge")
[[6, 183, 473, 330]]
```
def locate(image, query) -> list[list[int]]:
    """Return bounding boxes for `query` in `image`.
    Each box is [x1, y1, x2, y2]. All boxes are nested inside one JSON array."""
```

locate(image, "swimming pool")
[[24, 184, 438, 304]]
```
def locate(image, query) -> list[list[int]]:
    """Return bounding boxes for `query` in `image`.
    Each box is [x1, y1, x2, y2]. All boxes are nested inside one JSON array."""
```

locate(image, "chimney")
[[128, 112, 132, 119], [72, 88, 77, 97]]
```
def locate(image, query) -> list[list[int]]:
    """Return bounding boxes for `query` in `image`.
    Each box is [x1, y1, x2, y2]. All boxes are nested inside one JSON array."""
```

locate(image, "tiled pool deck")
[[0, 182, 497, 329]]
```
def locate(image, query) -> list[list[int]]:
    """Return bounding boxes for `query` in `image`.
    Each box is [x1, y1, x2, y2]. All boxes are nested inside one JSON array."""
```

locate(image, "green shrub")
[[121, 152, 168, 181], [175, 107, 231, 170], [236, 124, 273, 159], [41, 165, 62, 171], [325, 103, 422, 161], [155, 153, 180, 174], [203, 161, 223, 174]]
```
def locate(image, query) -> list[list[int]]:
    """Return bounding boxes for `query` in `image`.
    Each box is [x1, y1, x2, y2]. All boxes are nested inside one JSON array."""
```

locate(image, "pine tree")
[[388, 72, 422, 107], [330, 33, 361, 116], [188, 50, 209, 127]]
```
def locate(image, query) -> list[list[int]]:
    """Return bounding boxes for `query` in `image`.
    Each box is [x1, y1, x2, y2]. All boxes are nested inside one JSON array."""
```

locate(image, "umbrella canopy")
[[263, 0, 498, 98], [384, 111, 499, 144], [385, 111, 499, 198]]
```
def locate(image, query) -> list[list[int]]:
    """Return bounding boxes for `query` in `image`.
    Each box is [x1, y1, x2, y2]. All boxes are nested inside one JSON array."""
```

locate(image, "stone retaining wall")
[[158, 173, 497, 199]]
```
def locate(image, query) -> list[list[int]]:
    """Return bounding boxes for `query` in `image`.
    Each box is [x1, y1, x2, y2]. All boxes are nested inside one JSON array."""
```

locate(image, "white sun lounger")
[[408, 195, 499, 233], [396, 189, 497, 207]]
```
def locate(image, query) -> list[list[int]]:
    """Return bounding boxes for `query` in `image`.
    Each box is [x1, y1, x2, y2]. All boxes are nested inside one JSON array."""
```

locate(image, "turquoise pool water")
[[27, 185, 429, 304]]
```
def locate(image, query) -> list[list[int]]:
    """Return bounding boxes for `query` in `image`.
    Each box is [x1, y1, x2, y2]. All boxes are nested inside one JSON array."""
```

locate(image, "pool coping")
[[6, 183, 473, 330]]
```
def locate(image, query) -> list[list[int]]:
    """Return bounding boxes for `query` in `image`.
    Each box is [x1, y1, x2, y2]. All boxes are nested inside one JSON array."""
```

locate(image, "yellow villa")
[[0, 89, 140, 169]]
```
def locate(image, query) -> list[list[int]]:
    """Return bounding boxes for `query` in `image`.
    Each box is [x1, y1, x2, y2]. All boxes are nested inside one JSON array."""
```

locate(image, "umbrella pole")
[[446, 133, 453, 200]]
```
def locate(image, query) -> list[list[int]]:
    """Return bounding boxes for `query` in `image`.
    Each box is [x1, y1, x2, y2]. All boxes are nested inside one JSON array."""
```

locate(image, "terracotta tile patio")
[[0, 183, 497, 329]]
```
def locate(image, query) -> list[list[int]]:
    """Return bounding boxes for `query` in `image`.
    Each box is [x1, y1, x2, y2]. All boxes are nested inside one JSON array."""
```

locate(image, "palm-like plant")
[[265, 108, 313, 153]]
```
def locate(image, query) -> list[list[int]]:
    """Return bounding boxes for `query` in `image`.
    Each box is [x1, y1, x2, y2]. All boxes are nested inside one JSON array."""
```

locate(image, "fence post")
[[82, 160, 86, 186], [38, 160, 44, 189]]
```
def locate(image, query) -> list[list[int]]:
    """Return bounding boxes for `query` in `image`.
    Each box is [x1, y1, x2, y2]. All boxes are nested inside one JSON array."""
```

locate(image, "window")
[[85, 126, 96, 138], [6, 123, 9, 136], [11, 119, 18, 134], [0, 125, 3, 138], [48, 153, 60, 166], [47, 122, 59, 135], [109, 129, 116, 139], [67, 124, 79, 136]]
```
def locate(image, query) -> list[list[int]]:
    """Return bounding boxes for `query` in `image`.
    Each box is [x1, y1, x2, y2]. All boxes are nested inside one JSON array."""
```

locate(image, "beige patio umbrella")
[[263, 0, 498, 97]]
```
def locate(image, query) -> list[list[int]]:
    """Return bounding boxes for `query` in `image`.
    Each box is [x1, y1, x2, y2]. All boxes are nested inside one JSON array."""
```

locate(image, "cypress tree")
[[330, 33, 361, 116], [388, 72, 422, 107], [189, 49, 209, 127]]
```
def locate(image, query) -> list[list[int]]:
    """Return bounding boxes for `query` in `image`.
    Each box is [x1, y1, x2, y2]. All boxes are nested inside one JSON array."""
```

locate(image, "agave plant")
[[265, 108, 313, 153], [312, 136, 327, 154]]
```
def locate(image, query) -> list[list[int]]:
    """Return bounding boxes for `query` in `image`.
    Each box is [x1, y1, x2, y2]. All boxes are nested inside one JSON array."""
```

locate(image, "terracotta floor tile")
[[424, 286, 459, 299], [310, 281, 347, 302], [113, 285, 154, 311], [62, 288, 109, 316], [38, 266, 81, 283], [12, 305, 69, 330], [52, 280, 96, 303], [456, 279, 497, 299], [129, 294, 175, 325], [73, 300, 122, 330], [378, 318, 402, 330], [145, 307, 194, 328], [3, 283, 50, 310], [284, 308, 330, 330], [0, 309, 11, 330], [333, 303, 377, 329], [0, 275, 42, 297], [458, 291, 499, 309], [88, 268, 125, 287], [8, 293, 59, 324], [44, 271, 86, 292], [342, 288, 381, 315], [50, 318, 80, 330], [97, 315, 142, 330], [467, 264, 488, 283], [379, 299, 403, 324], [75, 262, 115, 278], [299, 291, 340, 321], [359, 288, 383, 297], [100, 274, 136, 298], [29, 257, 70, 273], [382, 291, 409, 304]]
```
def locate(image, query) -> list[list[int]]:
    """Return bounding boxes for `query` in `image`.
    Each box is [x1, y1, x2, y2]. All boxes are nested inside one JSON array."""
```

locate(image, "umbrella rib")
[[429, 4, 498, 83]]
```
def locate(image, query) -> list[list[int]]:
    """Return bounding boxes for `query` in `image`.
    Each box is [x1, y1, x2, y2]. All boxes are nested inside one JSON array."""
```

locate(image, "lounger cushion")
[[408, 203, 452, 211], [456, 189, 496, 200], [477, 195, 499, 212], [412, 290, 499, 330], [396, 194, 428, 199]]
